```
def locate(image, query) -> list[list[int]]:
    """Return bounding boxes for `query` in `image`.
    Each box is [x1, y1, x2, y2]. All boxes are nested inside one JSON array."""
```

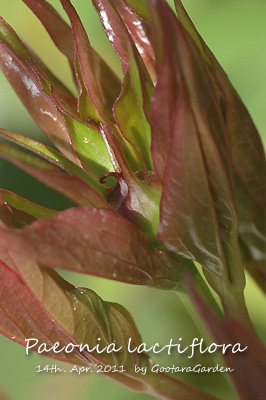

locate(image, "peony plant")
[[0, 0, 265, 399]]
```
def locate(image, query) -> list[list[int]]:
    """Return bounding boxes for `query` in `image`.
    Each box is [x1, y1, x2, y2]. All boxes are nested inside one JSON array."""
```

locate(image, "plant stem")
[[220, 288, 252, 328]]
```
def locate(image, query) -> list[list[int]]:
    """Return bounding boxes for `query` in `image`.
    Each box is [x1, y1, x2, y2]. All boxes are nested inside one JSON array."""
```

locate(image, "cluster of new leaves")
[[0, 1, 265, 399]]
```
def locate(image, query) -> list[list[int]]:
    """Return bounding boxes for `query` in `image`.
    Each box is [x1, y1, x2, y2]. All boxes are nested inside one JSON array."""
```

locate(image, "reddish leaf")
[[235, 177, 266, 269], [22, 0, 75, 67], [92, 0, 153, 107], [124, 0, 151, 23], [115, 0, 156, 82], [23, 0, 121, 113], [0, 142, 110, 209], [0, 17, 80, 165], [149, 9, 179, 182], [60, 0, 107, 122], [0, 207, 192, 291], [174, 0, 266, 209], [93, 0, 136, 72], [174, 0, 266, 286], [92, 0, 155, 173], [150, 1, 243, 294], [0, 255, 216, 400], [0, 256, 145, 370], [60, 0, 121, 122]]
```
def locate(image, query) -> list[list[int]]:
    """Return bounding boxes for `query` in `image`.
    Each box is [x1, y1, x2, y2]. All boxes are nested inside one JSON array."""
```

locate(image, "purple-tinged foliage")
[[0, 1, 265, 399]]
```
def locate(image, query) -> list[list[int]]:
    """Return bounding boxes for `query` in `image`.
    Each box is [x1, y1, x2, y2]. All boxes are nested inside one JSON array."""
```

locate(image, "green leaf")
[[0, 128, 104, 194], [0, 142, 110, 209], [92, 0, 156, 173], [100, 124, 161, 240], [0, 190, 57, 220], [64, 116, 113, 178], [114, 50, 153, 170], [0, 196, 36, 229], [124, 0, 151, 21]]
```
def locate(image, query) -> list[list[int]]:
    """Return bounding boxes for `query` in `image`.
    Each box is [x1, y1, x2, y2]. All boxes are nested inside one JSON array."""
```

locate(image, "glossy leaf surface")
[[92, 0, 155, 173], [114, 0, 156, 82], [0, 17, 80, 164], [63, 116, 113, 178], [23, 0, 121, 111]]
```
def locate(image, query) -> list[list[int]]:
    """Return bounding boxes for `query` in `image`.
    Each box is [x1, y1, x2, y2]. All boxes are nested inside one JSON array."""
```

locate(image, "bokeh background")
[[0, 1, 266, 399]]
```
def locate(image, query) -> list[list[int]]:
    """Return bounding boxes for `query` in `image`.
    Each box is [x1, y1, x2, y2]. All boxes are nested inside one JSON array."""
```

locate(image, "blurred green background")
[[0, 1, 266, 399]]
